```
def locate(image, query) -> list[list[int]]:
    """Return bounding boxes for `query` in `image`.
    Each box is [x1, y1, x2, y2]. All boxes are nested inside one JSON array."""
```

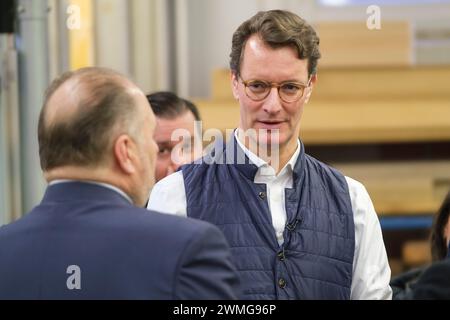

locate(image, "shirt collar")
[[49, 179, 133, 204], [234, 129, 301, 176]]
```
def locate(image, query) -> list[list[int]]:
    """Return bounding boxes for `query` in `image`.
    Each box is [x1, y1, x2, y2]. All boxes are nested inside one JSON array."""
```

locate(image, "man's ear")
[[304, 74, 317, 104], [231, 72, 239, 100], [114, 134, 137, 174]]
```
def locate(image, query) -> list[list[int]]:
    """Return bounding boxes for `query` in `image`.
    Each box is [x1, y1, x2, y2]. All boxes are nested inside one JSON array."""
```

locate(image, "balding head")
[[39, 67, 140, 170], [38, 67, 158, 206]]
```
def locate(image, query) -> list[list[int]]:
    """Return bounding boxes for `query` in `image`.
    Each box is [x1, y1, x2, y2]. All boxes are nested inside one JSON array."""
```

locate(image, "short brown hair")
[[229, 10, 321, 77], [38, 67, 138, 171]]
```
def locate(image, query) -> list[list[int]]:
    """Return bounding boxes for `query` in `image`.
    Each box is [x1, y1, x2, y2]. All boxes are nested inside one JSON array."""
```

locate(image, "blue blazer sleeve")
[[173, 224, 241, 300]]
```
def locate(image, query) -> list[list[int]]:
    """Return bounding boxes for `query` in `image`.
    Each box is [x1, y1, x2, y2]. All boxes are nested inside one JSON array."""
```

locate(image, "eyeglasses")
[[240, 76, 311, 103]]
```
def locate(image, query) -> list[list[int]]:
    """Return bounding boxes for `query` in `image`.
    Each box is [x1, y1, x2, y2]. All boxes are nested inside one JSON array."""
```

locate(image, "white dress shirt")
[[147, 136, 392, 300]]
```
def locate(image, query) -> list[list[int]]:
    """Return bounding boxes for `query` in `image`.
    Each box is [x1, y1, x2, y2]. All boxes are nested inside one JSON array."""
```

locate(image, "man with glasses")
[[148, 10, 392, 300]]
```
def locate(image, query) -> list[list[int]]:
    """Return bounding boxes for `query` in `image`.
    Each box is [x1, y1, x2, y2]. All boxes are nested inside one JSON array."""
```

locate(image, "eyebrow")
[[248, 78, 308, 85]]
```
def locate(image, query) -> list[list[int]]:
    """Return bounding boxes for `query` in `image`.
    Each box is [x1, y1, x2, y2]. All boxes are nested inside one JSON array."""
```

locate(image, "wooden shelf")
[[194, 99, 450, 144], [402, 240, 432, 267], [315, 21, 413, 67], [302, 100, 450, 144], [333, 161, 450, 215], [312, 66, 450, 101], [210, 66, 450, 101]]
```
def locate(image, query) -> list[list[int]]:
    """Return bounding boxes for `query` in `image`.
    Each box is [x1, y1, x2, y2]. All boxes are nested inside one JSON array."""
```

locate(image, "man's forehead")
[[156, 112, 196, 128], [154, 113, 196, 140], [241, 36, 308, 80]]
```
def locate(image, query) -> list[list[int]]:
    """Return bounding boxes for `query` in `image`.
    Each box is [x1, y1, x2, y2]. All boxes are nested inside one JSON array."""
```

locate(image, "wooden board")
[[315, 21, 413, 67], [333, 161, 450, 215], [210, 66, 450, 101], [312, 66, 450, 101], [212, 69, 232, 101], [193, 99, 450, 144]]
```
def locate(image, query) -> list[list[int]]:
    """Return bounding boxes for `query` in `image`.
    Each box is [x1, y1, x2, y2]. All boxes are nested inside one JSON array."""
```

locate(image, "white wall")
[[94, 0, 131, 76], [94, 0, 171, 94], [186, 0, 265, 98], [0, 35, 22, 225]]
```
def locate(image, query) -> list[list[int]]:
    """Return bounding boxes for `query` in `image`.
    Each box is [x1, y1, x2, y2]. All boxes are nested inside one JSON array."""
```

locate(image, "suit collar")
[[49, 179, 133, 204], [42, 181, 135, 207]]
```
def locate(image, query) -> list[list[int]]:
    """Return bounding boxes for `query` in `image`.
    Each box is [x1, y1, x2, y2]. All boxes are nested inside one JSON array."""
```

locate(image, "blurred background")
[[1, 0, 450, 276]]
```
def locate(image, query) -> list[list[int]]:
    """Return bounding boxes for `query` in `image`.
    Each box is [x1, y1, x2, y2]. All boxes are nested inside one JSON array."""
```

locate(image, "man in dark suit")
[[0, 67, 240, 299], [396, 258, 450, 300]]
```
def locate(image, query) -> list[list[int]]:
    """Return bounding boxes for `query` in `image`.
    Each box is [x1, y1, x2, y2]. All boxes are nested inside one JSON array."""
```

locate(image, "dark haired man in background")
[[147, 91, 202, 182]]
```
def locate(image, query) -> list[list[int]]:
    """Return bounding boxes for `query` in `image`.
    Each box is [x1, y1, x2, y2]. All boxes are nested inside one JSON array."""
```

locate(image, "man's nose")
[[262, 87, 282, 114]]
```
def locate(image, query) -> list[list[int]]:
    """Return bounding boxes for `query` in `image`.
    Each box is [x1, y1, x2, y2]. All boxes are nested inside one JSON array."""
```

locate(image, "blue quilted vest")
[[182, 136, 355, 299]]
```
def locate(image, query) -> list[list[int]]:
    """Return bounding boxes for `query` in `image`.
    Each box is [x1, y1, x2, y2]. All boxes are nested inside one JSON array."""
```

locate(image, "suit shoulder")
[[128, 207, 221, 240], [0, 207, 40, 236], [146, 208, 220, 234]]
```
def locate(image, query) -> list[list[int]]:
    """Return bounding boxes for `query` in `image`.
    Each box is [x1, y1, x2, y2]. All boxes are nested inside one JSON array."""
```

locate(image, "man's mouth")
[[256, 120, 285, 129]]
